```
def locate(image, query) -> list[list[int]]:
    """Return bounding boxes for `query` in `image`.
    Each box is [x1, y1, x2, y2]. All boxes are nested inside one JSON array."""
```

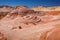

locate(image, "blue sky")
[[0, 0, 60, 7]]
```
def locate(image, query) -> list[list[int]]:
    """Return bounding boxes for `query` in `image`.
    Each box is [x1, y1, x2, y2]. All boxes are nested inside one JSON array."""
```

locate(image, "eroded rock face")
[[0, 6, 60, 40], [32, 6, 60, 11], [46, 28, 60, 40], [0, 32, 7, 40], [0, 6, 13, 19]]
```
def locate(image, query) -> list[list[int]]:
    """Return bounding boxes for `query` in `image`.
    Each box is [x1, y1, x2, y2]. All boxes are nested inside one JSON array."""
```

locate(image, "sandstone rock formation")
[[0, 32, 7, 40], [0, 6, 60, 40], [32, 6, 60, 11]]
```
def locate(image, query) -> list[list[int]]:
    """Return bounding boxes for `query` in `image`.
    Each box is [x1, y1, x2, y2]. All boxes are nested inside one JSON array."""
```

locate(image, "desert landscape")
[[0, 6, 60, 40]]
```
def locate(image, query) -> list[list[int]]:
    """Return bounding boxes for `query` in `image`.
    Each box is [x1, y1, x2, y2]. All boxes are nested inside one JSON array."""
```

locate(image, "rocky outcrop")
[[0, 6, 60, 40], [32, 6, 60, 11], [0, 32, 7, 40]]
